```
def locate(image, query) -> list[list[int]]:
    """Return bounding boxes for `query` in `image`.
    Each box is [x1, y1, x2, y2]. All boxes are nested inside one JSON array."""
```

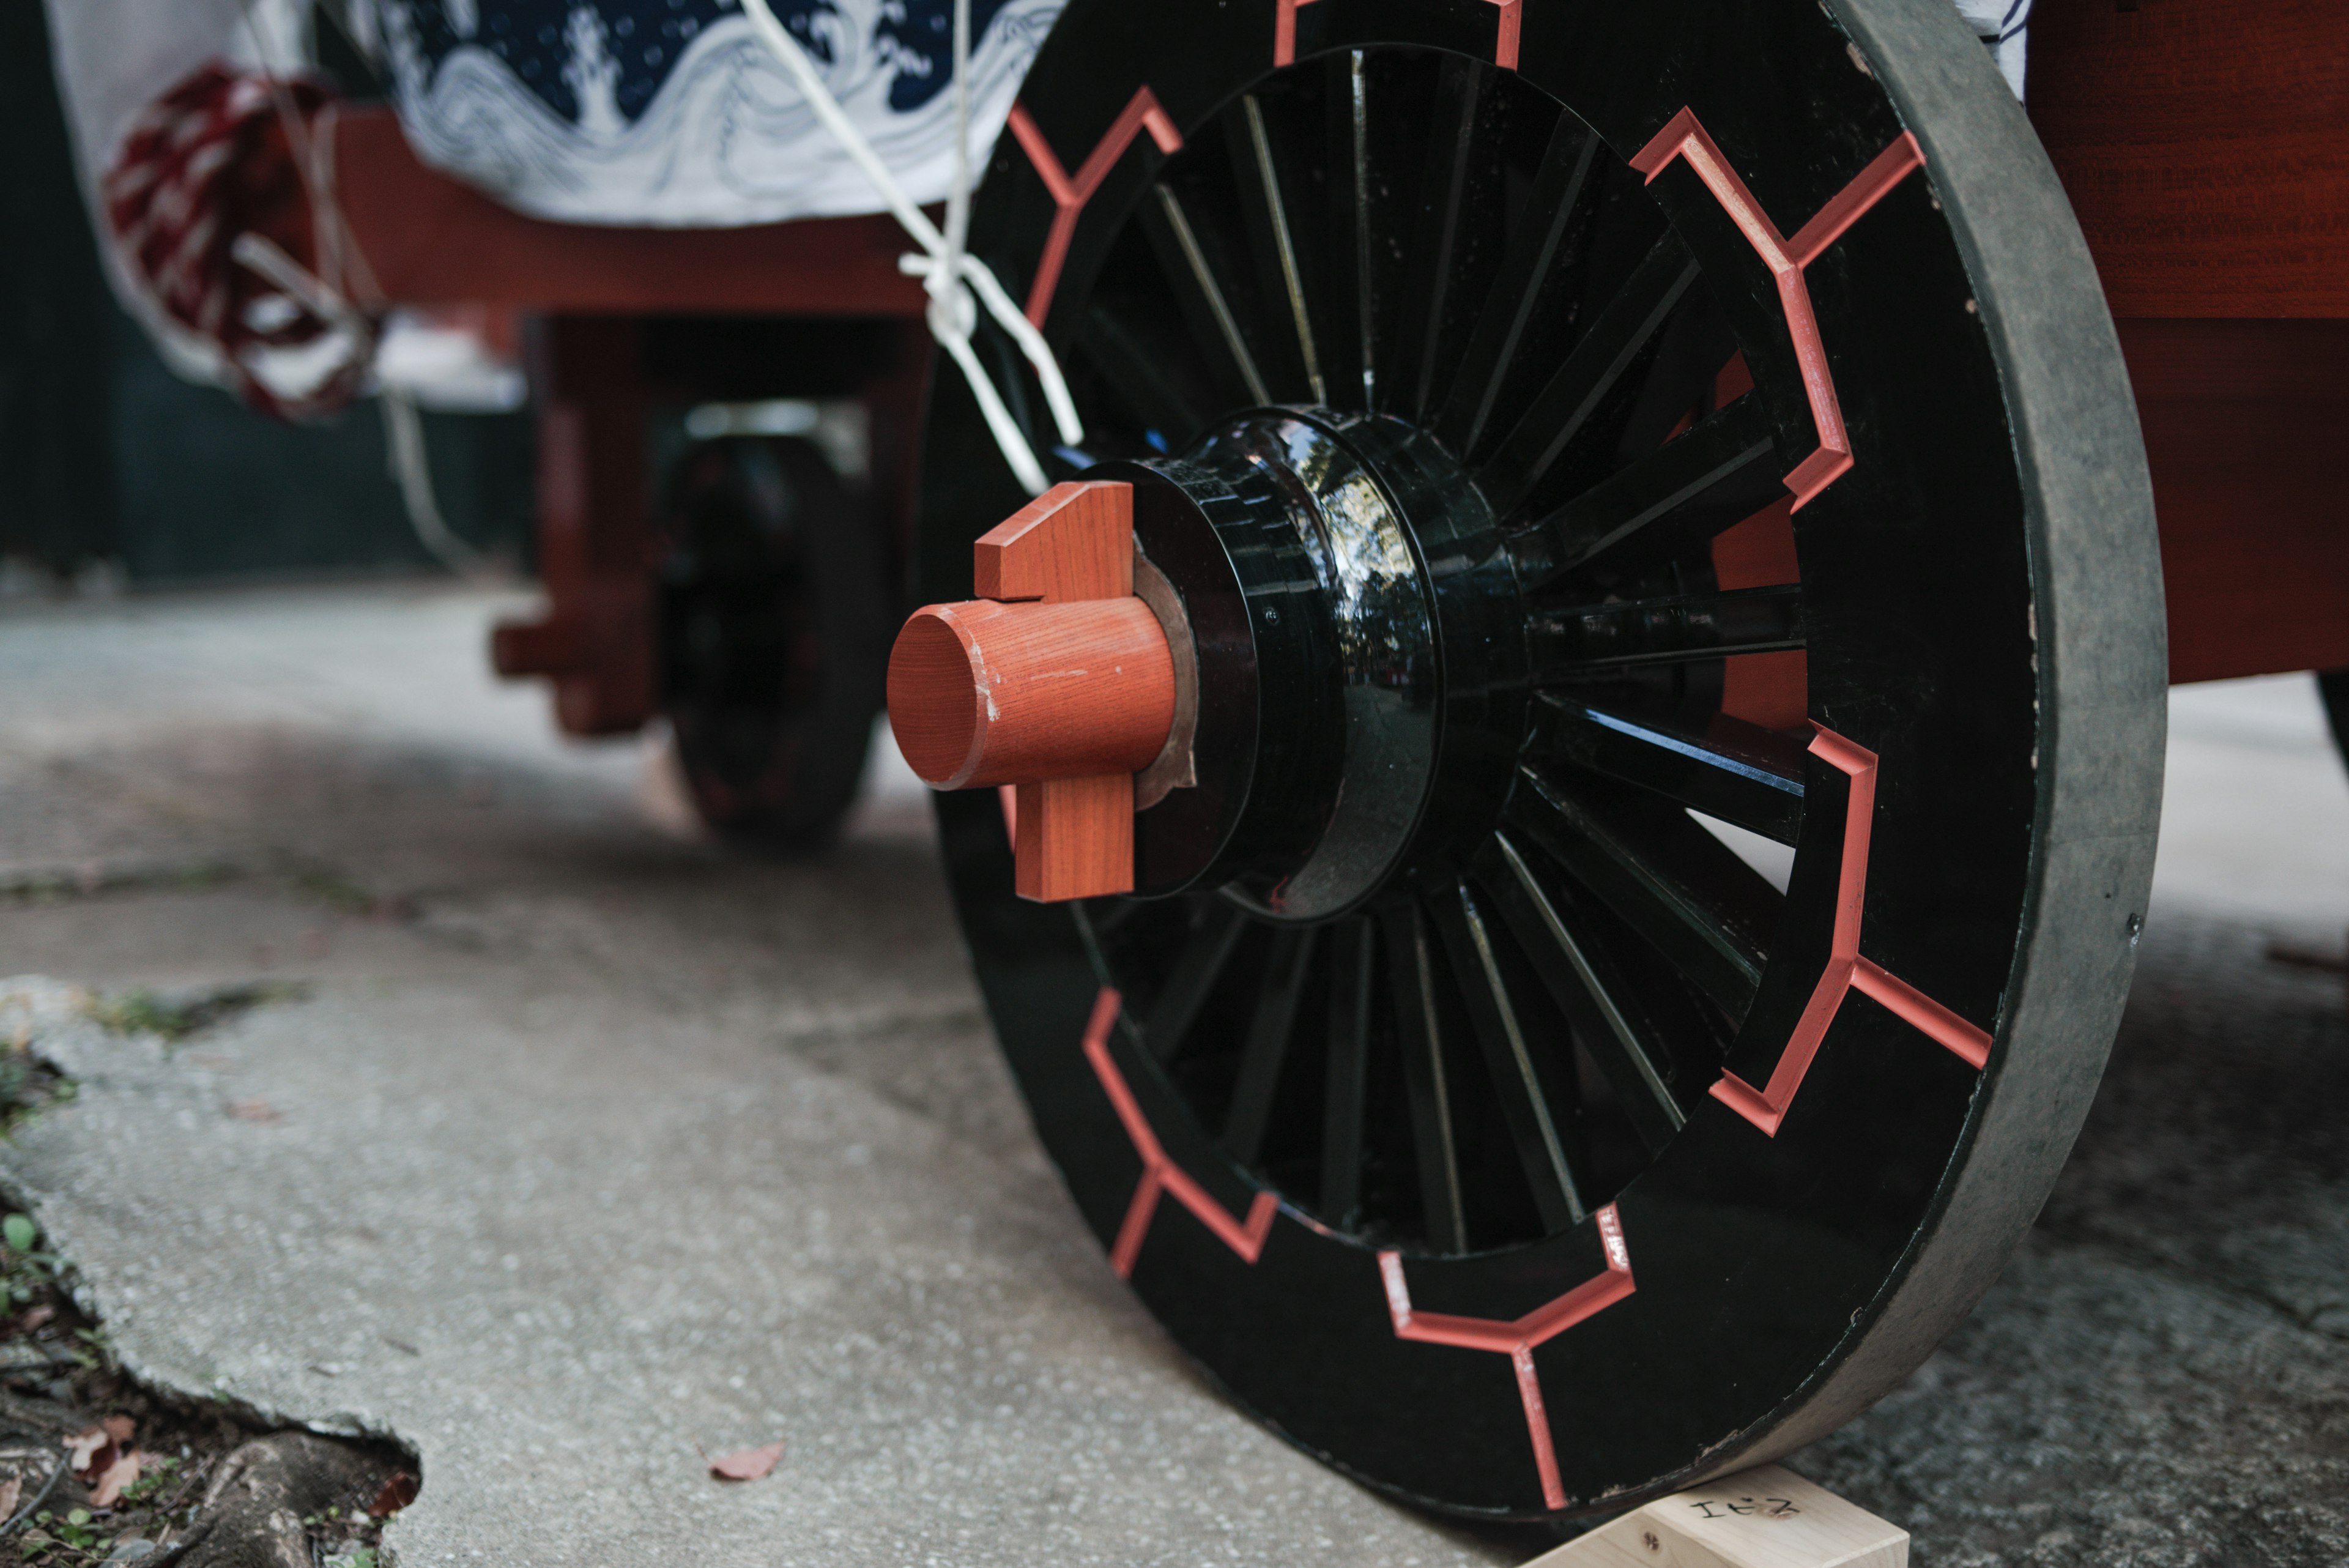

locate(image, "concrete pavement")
[[0, 583, 1507, 1567], [1, 582, 2344, 1565]]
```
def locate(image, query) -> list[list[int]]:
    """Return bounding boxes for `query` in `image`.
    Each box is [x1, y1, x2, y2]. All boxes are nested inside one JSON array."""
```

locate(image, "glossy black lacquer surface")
[[916, 0, 2046, 1520]]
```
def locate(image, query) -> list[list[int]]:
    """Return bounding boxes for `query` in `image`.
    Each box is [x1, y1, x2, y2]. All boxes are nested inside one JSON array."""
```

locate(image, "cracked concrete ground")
[[2, 581, 2345, 1565], [0, 582, 1510, 1567]]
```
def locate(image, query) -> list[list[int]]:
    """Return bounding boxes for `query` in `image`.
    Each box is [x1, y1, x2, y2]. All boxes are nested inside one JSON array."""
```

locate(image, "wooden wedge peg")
[[974, 480, 1133, 602], [886, 480, 1172, 902]]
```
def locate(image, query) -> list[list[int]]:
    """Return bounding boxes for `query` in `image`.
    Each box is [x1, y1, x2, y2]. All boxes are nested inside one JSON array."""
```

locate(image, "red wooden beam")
[[331, 107, 926, 316], [2118, 319, 2349, 685], [2030, 2, 2349, 683], [2031, 0, 2349, 318]]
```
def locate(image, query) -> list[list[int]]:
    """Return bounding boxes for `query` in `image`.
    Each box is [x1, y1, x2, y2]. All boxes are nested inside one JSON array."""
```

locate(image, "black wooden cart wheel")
[[658, 435, 890, 851], [2318, 670, 2349, 778], [914, 0, 2165, 1520]]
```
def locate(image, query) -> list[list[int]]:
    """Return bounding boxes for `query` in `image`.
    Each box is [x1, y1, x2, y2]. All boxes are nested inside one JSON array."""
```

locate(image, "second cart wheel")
[[659, 434, 889, 851], [908, 0, 2165, 1521], [2318, 670, 2349, 778]]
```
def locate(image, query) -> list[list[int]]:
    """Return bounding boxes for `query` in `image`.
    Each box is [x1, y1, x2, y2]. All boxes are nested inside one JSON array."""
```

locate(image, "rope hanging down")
[[233, 0, 488, 574], [738, 0, 1082, 497]]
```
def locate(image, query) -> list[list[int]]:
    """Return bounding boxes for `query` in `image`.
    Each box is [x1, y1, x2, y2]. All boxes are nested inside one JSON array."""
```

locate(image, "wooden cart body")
[[292, 0, 2344, 1519], [2032, 0, 2349, 686], [330, 0, 2349, 729]]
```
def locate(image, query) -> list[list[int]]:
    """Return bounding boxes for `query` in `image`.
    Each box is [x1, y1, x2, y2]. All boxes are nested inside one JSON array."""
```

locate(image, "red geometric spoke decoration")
[[1274, 0, 1520, 70], [1007, 90, 1184, 327], [1630, 108, 1924, 509], [1378, 1206, 1636, 1510], [1082, 987, 1280, 1277], [1710, 723, 1994, 1137]]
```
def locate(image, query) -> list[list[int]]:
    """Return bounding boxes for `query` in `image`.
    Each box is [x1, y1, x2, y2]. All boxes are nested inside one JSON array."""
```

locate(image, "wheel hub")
[[886, 406, 1530, 917], [1109, 407, 1527, 918]]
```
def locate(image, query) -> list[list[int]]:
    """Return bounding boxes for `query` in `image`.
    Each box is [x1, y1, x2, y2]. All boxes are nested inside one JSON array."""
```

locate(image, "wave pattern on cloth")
[[368, 0, 1062, 228]]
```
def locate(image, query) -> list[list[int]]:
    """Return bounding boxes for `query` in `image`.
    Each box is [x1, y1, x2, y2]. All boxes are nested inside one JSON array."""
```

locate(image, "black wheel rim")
[[916, 0, 2161, 1521]]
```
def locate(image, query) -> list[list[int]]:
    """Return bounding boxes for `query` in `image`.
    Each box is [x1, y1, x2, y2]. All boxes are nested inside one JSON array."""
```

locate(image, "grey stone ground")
[[1, 582, 2344, 1565]]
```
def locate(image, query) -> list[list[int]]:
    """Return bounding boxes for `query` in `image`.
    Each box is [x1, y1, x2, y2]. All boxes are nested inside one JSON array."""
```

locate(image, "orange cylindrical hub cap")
[[888, 596, 1176, 791]]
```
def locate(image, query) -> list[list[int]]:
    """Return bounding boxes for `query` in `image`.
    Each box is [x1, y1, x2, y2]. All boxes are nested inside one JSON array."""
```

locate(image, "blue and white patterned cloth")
[[360, 0, 1061, 226], [44, 0, 2031, 238]]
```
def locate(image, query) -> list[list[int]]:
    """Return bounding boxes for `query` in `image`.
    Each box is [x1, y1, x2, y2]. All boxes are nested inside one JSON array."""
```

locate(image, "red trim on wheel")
[[1630, 110, 1924, 510], [1007, 92, 1184, 327], [1378, 1206, 1636, 1510], [1710, 723, 1994, 1135], [1082, 988, 1280, 1276]]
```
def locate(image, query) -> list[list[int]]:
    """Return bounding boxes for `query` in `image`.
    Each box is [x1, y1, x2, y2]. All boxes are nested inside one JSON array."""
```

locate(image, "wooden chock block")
[[1015, 774, 1134, 903], [1526, 1465, 1906, 1568]]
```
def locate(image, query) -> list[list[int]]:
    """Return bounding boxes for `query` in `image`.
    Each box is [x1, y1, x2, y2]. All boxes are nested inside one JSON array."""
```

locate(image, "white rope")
[[738, 0, 1083, 496], [230, 229, 485, 575], [379, 387, 489, 573], [236, 1, 484, 576], [944, 0, 973, 280], [227, 229, 352, 330]]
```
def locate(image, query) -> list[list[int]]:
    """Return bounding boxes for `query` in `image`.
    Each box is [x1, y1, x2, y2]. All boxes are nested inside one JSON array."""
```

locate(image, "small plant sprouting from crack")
[[288, 869, 410, 921], [1, 1213, 62, 1316], [0, 863, 243, 907], [0, 1028, 74, 1139], [0, 858, 410, 924], [0, 1208, 417, 1565], [80, 985, 306, 1047]]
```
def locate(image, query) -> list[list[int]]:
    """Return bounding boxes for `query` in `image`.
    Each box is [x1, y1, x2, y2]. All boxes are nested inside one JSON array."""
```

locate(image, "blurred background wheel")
[[658, 434, 891, 852], [2318, 670, 2349, 779]]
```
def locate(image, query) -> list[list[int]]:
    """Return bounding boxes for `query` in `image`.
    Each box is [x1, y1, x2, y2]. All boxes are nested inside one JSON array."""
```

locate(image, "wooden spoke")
[[1433, 113, 1601, 459], [1144, 898, 1252, 1062], [1514, 395, 1782, 586], [1140, 182, 1274, 407], [1477, 833, 1688, 1153], [1608, 284, 1739, 467], [1231, 93, 1328, 405], [1431, 882, 1588, 1232], [1321, 50, 1376, 411], [1222, 925, 1318, 1165], [1379, 54, 1502, 422], [1319, 918, 1375, 1222], [1530, 691, 1806, 844], [1529, 584, 1804, 676], [1507, 765, 1777, 1020], [1474, 232, 1701, 519], [1381, 899, 1468, 1253]]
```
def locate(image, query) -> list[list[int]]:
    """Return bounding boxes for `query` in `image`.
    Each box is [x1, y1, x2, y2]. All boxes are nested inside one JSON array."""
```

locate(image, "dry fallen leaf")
[[227, 1097, 283, 1124], [0, 1476, 20, 1518], [63, 1425, 112, 1473], [102, 1415, 134, 1445], [369, 1471, 419, 1517], [17, 1303, 54, 1332], [709, 1440, 785, 1482], [87, 1447, 142, 1509]]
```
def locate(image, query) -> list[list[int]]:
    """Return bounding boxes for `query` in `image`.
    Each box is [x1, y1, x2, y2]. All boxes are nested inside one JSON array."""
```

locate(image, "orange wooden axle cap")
[[888, 597, 1174, 790], [885, 479, 1174, 903]]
